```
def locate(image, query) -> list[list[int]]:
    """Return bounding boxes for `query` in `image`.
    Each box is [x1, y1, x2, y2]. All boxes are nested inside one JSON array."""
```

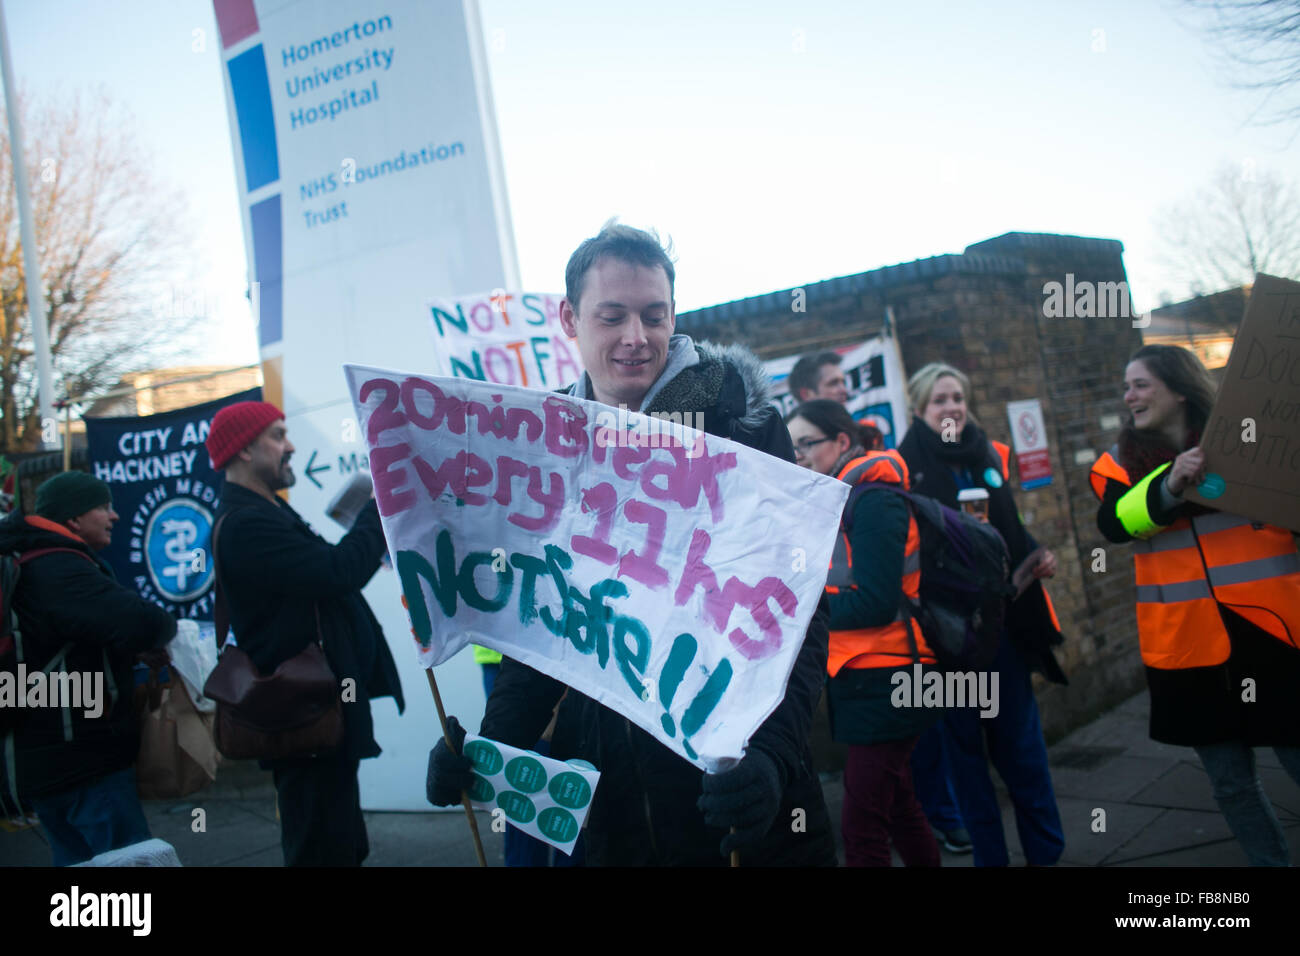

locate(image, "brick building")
[[677, 231, 1148, 740]]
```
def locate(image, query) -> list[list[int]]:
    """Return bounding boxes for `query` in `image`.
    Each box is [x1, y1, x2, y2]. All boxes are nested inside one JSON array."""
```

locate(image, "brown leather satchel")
[[202, 512, 342, 761]]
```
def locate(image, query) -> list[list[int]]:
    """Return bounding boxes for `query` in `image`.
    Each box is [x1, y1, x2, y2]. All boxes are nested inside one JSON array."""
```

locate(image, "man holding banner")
[[422, 221, 837, 865]]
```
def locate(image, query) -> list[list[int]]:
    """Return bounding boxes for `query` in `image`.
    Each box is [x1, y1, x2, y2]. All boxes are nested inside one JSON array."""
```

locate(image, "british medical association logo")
[[144, 498, 215, 602]]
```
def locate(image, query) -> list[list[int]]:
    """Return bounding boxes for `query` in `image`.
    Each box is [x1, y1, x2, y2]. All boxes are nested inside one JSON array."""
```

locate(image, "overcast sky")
[[6, 0, 1297, 368]]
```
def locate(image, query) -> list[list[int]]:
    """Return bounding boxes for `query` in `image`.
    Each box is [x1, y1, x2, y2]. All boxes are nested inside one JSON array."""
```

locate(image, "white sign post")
[[214, 0, 519, 808]]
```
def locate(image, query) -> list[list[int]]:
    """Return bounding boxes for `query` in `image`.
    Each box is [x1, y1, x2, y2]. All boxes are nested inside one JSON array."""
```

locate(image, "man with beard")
[[207, 401, 403, 866], [426, 221, 836, 866]]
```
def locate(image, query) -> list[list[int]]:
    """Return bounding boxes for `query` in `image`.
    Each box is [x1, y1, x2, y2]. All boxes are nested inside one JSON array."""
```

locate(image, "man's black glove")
[[426, 715, 474, 807], [697, 748, 784, 857]]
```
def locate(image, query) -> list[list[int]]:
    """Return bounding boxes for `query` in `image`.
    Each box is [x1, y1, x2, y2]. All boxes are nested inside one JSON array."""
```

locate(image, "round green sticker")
[[497, 791, 536, 823], [467, 773, 495, 803], [566, 759, 597, 772], [1198, 473, 1226, 499], [547, 771, 593, 810], [537, 807, 579, 844], [983, 467, 1004, 489], [464, 740, 504, 775], [505, 755, 547, 793]]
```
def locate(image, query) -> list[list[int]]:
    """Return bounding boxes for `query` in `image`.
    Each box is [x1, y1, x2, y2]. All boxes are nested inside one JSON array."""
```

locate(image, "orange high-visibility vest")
[[1091, 445, 1300, 669], [825, 450, 936, 676]]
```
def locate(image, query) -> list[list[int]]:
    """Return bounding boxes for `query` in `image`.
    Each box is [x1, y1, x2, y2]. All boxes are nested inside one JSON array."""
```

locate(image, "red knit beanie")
[[207, 401, 285, 469]]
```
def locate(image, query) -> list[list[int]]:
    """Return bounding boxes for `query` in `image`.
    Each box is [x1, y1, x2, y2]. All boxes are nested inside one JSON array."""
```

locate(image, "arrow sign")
[[304, 449, 331, 489]]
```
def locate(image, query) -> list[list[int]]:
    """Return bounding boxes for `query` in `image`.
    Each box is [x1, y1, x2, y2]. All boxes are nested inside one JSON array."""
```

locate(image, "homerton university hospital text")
[[281, 14, 394, 130]]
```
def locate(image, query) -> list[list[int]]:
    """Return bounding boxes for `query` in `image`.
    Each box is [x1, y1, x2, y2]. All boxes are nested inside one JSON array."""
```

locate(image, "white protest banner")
[[463, 735, 599, 855], [427, 290, 584, 390], [344, 366, 849, 771], [766, 331, 911, 448]]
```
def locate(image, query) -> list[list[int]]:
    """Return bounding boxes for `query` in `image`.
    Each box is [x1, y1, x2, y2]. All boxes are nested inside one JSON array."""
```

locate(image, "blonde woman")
[[898, 362, 1067, 867]]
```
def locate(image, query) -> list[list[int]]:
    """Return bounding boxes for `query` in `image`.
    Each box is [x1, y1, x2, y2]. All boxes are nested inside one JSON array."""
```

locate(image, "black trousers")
[[272, 752, 367, 867]]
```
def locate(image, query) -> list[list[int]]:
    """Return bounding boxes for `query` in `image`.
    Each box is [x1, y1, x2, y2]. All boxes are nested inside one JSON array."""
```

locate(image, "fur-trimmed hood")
[[563, 334, 775, 433]]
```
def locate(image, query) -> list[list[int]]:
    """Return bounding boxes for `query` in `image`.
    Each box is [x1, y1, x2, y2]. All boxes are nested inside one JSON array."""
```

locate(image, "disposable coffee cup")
[[326, 472, 374, 528], [957, 487, 990, 522]]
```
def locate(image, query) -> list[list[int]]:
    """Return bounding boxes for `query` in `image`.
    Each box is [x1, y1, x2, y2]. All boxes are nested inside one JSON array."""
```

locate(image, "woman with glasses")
[[786, 399, 942, 866]]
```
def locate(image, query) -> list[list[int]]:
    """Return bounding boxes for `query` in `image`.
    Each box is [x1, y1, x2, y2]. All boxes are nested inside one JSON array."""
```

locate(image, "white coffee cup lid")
[[958, 488, 990, 502]]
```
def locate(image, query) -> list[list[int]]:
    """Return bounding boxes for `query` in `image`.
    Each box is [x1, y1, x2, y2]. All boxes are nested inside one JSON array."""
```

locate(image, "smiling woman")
[[1092, 344, 1300, 867]]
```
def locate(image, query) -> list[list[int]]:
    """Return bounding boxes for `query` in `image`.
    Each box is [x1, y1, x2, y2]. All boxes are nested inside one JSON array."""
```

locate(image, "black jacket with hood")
[[0, 510, 176, 804], [481, 336, 837, 866]]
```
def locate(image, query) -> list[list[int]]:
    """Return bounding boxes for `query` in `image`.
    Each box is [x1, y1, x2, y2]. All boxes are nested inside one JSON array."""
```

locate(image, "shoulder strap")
[[842, 481, 914, 535], [212, 512, 235, 650], [15, 547, 96, 566], [210, 508, 324, 652]]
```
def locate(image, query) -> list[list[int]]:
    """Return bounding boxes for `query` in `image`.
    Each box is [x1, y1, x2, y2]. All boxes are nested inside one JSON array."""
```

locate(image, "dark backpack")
[[845, 483, 1012, 671], [1, 547, 93, 734], [2, 546, 95, 820]]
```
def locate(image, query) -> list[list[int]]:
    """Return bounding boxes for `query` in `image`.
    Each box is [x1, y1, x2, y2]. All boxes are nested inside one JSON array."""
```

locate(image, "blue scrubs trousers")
[[933, 636, 1065, 866]]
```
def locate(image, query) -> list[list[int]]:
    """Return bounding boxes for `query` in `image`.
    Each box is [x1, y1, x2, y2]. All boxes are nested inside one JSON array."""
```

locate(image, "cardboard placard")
[[1186, 274, 1300, 529]]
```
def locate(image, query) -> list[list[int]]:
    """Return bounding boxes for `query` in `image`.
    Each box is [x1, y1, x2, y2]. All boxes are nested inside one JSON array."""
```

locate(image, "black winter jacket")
[[213, 484, 405, 764], [0, 511, 176, 802], [482, 338, 837, 866]]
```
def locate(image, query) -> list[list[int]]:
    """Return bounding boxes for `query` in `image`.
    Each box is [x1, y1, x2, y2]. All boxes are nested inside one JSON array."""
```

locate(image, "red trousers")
[[842, 737, 941, 867]]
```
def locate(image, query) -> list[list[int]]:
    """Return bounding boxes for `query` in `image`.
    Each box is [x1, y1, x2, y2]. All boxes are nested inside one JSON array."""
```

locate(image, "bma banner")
[[214, 0, 520, 807], [1186, 273, 1300, 528], [345, 366, 849, 771], [84, 388, 262, 620], [427, 290, 584, 389], [765, 333, 911, 448]]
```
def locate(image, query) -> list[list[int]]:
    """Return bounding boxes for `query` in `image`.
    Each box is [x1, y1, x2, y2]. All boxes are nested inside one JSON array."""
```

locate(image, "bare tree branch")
[[0, 89, 196, 451], [1152, 160, 1300, 301], [1183, 0, 1300, 125]]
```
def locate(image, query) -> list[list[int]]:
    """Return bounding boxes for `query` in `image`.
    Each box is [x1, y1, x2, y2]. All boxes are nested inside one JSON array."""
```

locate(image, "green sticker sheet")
[[463, 734, 600, 855]]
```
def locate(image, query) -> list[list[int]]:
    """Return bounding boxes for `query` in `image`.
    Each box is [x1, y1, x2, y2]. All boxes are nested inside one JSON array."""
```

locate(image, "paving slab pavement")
[[3, 689, 1297, 867]]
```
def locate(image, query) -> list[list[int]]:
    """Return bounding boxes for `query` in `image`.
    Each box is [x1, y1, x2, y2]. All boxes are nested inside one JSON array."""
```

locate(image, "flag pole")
[[425, 667, 488, 867], [0, 0, 58, 451]]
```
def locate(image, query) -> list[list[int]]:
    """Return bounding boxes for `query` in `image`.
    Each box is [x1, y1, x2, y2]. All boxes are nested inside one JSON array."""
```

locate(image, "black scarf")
[[1117, 423, 1199, 483], [897, 417, 1033, 567]]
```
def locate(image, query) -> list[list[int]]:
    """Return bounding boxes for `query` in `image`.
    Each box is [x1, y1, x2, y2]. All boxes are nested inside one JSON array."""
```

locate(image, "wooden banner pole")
[[425, 667, 488, 867]]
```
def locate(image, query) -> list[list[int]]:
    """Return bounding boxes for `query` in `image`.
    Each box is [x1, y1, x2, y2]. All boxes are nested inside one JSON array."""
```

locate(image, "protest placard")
[[344, 366, 849, 772], [1185, 274, 1300, 529], [462, 734, 599, 855], [427, 290, 584, 390]]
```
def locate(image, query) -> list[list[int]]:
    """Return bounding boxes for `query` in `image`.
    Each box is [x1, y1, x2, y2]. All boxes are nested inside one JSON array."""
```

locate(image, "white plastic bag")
[[168, 620, 219, 714]]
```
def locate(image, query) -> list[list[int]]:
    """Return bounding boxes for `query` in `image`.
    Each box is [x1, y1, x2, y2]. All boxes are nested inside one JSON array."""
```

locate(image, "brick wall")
[[676, 232, 1148, 741]]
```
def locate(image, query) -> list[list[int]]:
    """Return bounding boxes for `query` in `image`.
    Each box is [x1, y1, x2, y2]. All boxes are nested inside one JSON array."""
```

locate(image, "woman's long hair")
[[1126, 344, 1216, 438], [1119, 344, 1217, 476]]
